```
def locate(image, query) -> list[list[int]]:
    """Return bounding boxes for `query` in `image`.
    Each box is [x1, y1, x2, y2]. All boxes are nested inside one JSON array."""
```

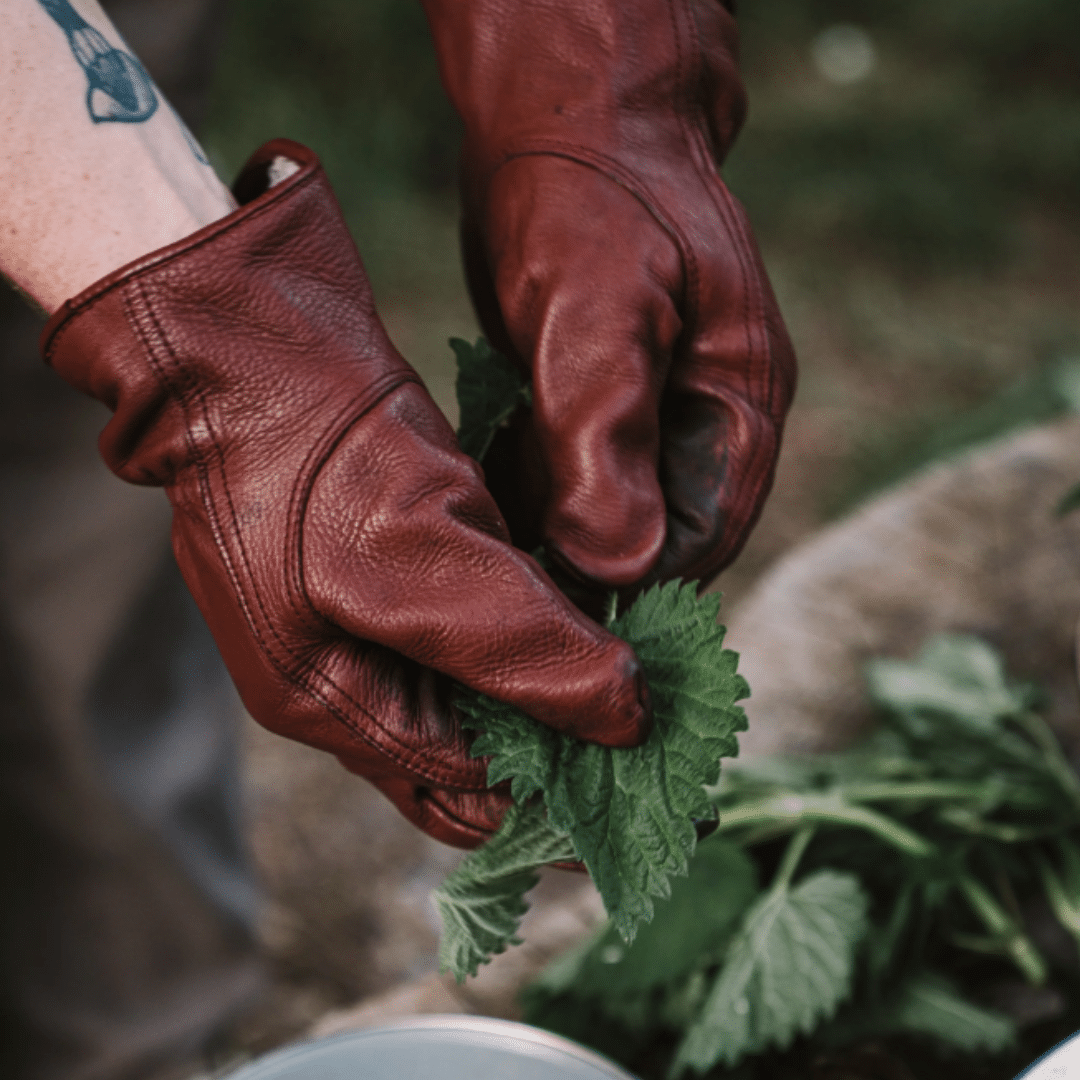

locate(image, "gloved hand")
[[423, 0, 797, 599], [40, 139, 650, 849]]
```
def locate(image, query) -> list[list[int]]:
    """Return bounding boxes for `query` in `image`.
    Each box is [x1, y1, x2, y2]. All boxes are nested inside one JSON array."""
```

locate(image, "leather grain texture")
[[41, 141, 649, 848], [424, 0, 797, 597]]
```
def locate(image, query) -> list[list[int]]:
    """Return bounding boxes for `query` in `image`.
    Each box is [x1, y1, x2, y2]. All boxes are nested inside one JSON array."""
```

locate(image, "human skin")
[[0, 0, 234, 313]]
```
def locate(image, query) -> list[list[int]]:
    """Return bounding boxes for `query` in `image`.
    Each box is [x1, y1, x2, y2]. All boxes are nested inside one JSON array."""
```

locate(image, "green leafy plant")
[[435, 577, 749, 979], [455, 581, 747, 944], [434, 801, 575, 981], [434, 340, 748, 980], [525, 633, 1080, 1076]]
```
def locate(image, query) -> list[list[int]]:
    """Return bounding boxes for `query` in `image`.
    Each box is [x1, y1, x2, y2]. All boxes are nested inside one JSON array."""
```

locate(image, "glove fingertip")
[[597, 647, 653, 748], [538, 639, 653, 749]]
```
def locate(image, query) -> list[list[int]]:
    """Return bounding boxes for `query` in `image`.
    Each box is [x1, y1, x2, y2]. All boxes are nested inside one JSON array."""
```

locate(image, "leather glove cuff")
[[40, 140, 444, 782], [42, 140, 415, 489]]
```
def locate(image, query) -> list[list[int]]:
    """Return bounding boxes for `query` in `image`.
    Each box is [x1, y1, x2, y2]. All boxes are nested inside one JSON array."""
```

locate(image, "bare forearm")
[[0, 0, 235, 313]]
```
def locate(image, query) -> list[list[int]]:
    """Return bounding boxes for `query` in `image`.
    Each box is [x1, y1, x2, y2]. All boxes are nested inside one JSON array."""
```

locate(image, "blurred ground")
[[195, 0, 1080, 1066]]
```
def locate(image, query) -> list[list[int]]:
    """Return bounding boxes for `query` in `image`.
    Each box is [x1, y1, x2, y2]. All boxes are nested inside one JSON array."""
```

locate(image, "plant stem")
[[712, 792, 935, 859], [957, 873, 1047, 985], [842, 779, 1000, 803], [1035, 850, 1080, 949], [604, 591, 619, 628], [936, 808, 1059, 843], [773, 825, 816, 892]]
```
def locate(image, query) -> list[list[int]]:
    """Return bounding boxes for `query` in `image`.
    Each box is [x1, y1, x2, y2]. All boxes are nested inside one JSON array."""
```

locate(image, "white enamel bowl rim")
[[223, 1015, 637, 1080]]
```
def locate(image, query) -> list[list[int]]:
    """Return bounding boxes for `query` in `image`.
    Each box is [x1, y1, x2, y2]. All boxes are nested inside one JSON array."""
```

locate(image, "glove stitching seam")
[[712, 186, 768, 402], [670, 0, 772, 412], [690, 181, 787, 575], [125, 280, 481, 790], [123, 278, 296, 682], [679, 174, 789, 579], [419, 790, 500, 843], [666, 0, 703, 331], [281, 382, 490, 790], [124, 279, 269, 640]]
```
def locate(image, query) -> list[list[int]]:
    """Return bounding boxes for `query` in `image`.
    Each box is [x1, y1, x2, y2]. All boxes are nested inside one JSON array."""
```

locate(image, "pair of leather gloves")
[[41, 0, 795, 847]]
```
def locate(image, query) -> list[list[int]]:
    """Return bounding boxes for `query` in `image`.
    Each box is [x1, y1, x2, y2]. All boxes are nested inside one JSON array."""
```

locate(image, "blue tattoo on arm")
[[37, 0, 158, 123]]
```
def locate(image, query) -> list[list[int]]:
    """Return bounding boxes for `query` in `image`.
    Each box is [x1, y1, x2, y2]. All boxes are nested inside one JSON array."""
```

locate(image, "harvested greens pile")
[[525, 634, 1080, 1077], [439, 339, 1080, 1078]]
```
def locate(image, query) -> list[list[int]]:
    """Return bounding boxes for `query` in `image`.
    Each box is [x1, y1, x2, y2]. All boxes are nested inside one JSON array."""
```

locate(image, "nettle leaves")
[[439, 338, 1055, 1075], [434, 339, 749, 980], [527, 631, 1080, 1075], [435, 801, 575, 980], [436, 581, 749, 979]]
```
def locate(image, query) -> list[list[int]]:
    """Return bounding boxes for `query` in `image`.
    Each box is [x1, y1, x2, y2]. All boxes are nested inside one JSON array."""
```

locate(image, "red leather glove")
[[40, 140, 650, 849], [423, 0, 796, 599]]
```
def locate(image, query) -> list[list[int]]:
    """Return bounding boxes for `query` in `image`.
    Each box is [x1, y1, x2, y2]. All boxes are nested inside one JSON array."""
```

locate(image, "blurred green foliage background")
[[204, 0, 461, 294], [732, 0, 1080, 271], [207, 0, 458, 200]]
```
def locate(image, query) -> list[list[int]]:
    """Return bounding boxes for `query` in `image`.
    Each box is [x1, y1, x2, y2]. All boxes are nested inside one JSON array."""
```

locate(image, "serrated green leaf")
[[455, 692, 560, 804], [672, 869, 869, 1075], [434, 801, 574, 981], [458, 580, 749, 944], [452, 336, 531, 462]]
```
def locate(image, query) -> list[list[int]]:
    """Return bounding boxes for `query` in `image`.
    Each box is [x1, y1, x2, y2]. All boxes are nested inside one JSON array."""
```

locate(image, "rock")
[[727, 417, 1080, 761]]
